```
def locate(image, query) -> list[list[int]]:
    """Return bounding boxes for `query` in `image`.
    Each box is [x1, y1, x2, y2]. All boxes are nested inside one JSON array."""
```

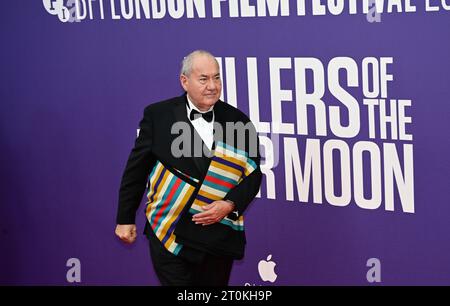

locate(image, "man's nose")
[[206, 79, 217, 91]]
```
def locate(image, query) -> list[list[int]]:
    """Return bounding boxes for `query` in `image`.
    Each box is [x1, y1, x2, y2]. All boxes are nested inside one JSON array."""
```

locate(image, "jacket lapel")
[[172, 95, 210, 178], [212, 101, 228, 151]]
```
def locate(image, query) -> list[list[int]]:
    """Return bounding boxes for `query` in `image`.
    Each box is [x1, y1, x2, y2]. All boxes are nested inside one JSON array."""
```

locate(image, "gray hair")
[[180, 50, 218, 77]]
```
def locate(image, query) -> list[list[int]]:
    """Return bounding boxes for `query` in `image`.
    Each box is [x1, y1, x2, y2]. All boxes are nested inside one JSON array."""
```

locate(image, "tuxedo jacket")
[[117, 94, 262, 260]]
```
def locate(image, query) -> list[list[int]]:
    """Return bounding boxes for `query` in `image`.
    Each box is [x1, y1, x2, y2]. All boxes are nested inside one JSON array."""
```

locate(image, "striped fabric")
[[189, 141, 257, 231], [146, 142, 257, 255], [173, 168, 199, 184], [145, 161, 196, 255]]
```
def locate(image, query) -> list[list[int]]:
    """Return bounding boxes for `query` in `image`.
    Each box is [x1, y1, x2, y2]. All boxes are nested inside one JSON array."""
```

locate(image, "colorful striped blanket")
[[145, 141, 257, 255]]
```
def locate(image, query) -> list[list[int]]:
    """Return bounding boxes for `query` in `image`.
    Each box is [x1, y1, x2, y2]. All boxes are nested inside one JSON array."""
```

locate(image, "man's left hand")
[[192, 200, 235, 226]]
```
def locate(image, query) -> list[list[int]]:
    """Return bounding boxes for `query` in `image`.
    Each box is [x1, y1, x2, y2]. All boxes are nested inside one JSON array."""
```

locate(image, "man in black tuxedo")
[[115, 50, 262, 286]]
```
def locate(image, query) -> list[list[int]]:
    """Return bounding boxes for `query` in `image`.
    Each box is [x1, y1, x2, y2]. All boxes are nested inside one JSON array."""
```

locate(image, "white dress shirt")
[[186, 95, 214, 150]]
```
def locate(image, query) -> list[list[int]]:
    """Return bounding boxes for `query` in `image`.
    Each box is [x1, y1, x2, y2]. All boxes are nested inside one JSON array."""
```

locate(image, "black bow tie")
[[189, 109, 214, 122]]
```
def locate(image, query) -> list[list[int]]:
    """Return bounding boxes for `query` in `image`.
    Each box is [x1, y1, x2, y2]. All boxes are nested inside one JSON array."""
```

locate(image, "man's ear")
[[180, 74, 188, 91]]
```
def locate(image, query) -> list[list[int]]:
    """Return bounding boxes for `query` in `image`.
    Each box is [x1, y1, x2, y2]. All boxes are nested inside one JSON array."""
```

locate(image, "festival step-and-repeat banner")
[[1, 0, 450, 285]]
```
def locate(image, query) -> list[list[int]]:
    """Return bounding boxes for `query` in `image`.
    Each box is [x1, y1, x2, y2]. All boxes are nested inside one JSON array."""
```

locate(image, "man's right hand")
[[115, 224, 137, 244]]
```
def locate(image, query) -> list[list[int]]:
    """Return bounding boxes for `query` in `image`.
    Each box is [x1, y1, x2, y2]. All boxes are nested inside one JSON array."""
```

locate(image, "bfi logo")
[[43, 0, 70, 22]]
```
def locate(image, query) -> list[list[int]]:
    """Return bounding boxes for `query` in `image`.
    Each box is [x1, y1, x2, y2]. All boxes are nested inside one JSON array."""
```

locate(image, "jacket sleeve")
[[116, 106, 156, 224], [223, 122, 262, 216]]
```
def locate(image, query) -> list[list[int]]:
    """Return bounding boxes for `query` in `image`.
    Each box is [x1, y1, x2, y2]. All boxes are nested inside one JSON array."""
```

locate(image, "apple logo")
[[258, 254, 278, 283]]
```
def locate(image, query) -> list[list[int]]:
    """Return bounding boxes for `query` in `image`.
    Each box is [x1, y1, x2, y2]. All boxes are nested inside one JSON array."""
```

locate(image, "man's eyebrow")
[[199, 73, 220, 77]]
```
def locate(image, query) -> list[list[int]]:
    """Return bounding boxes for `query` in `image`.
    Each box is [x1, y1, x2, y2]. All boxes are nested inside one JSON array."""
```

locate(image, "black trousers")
[[147, 230, 234, 286]]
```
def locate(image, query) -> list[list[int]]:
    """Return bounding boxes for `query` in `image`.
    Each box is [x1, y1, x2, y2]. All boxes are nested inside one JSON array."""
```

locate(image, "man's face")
[[180, 55, 222, 111]]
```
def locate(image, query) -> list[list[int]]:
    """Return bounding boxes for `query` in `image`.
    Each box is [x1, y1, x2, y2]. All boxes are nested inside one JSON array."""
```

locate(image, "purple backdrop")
[[1, 1, 450, 285]]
